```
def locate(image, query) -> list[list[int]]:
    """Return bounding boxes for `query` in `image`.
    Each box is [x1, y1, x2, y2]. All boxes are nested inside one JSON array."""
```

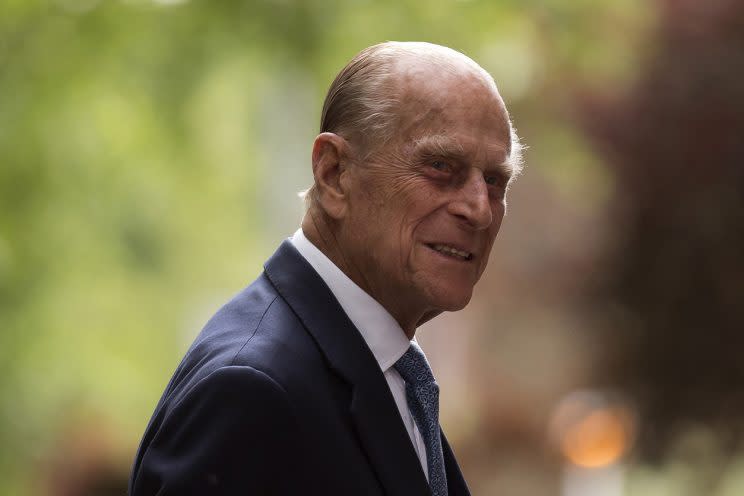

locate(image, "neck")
[[301, 209, 422, 339]]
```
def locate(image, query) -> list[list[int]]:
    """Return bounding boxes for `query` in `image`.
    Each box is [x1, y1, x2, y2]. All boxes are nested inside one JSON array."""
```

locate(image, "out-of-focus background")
[[2, 0, 743, 494]]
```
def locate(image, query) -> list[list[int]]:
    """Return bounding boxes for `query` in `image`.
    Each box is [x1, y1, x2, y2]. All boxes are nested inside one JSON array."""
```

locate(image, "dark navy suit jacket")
[[129, 241, 471, 495]]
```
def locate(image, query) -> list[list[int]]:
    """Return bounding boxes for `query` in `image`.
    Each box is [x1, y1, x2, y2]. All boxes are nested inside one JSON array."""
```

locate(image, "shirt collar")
[[290, 228, 410, 371]]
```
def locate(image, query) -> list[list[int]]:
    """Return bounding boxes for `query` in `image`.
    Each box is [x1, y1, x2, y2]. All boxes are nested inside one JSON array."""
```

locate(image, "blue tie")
[[394, 342, 448, 496]]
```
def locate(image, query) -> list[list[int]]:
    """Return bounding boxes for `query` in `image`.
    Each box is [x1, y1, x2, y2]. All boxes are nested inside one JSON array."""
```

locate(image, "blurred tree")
[[584, 0, 744, 462]]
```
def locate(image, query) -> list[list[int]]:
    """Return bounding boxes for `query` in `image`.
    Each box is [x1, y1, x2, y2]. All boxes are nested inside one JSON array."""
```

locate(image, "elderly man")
[[129, 41, 522, 496]]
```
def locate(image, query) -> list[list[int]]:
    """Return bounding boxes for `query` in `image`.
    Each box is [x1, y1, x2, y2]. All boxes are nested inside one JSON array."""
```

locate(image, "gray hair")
[[300, 41, 524, 207]]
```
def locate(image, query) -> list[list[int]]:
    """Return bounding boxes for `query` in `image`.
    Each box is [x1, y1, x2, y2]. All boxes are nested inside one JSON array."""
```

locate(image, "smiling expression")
[[332, 59, 516, 330]]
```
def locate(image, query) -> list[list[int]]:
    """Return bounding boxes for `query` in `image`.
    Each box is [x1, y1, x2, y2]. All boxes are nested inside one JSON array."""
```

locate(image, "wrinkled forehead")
[[397, 86, 508, 131], [391, 69, 511, 152], [391, 57, 508, 123]]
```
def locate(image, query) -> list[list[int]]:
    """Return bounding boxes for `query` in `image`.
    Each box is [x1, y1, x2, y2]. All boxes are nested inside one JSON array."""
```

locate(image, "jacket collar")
[[289, 228, 410, 373], [264, 240, 430, 496]]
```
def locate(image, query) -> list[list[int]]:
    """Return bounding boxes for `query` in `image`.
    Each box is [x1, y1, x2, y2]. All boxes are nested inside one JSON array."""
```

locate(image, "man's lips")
[[424, 242, 475, 261]]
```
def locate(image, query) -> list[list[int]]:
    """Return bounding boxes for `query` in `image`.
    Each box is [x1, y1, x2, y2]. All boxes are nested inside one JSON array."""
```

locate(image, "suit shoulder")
[[172, 365, 292, 420], [130, 365, 306, 495], [150, 274, 283, 410]]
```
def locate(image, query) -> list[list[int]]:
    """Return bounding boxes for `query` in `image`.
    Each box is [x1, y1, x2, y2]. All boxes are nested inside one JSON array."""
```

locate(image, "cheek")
[[491, 200, 506, 228], [365, 173, 436, 226], [356, 161, 443, 256], [479, 207, 504, 253]]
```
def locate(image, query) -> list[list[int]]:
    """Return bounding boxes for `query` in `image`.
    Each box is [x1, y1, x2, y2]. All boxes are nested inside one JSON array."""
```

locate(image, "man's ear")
[[311, 132, 352, 220]]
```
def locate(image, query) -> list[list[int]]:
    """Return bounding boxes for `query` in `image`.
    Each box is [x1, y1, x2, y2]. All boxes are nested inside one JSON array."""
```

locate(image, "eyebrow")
[[411, 134, 515, 179]]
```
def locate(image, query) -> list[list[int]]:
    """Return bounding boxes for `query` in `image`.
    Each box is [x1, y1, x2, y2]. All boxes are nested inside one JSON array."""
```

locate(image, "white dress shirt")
[[290, 229, 430, 479]]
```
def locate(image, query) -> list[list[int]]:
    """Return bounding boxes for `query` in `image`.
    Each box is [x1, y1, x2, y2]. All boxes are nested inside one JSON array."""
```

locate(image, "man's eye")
[[431, 160, 450, 172], [485, 175, 506, 187]]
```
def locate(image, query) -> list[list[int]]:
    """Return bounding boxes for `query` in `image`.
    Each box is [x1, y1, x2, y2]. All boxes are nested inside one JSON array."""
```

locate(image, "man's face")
[[340, 66, 514, 325]]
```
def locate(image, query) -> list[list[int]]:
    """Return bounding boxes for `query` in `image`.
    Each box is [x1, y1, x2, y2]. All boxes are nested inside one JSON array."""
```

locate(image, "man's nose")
[[447, 169, 493, 230]]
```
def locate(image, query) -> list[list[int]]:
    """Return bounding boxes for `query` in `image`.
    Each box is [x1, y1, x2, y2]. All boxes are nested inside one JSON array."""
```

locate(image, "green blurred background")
[[2, 0, 743, 494]]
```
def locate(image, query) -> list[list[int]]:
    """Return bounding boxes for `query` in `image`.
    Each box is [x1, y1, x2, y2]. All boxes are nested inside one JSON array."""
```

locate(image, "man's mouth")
[[426, 243, 474, 261]]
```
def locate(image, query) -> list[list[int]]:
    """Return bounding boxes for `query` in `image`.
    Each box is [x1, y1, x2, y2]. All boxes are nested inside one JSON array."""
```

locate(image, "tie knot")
[[394, 341, 436, 386]]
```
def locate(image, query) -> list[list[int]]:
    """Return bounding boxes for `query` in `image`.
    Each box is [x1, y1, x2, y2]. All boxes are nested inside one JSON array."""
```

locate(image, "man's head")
[[302, 41, 523, 335]]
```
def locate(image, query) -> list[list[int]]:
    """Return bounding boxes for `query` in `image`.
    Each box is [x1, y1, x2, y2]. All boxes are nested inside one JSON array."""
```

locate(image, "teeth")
[[432, 244, 471, 260]]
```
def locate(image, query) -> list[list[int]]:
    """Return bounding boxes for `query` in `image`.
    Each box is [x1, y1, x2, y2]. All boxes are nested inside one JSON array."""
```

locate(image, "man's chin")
[[427, 289, 473, 313]]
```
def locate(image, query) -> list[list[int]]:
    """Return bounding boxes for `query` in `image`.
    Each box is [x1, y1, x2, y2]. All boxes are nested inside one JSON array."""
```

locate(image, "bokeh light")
[[550, 391, 636, 468]]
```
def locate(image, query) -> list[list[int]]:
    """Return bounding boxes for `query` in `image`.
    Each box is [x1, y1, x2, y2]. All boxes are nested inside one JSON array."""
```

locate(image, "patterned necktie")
[[394, 341, 448, 496]]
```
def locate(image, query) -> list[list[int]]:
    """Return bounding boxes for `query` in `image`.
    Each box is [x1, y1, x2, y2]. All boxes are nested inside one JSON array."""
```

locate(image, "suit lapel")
[[264, 241, 430, 496], [442, 430, 471, 496]]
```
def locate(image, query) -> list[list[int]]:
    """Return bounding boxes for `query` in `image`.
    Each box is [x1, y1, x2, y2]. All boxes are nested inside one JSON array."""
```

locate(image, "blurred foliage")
[[583, 0, 744, 466]]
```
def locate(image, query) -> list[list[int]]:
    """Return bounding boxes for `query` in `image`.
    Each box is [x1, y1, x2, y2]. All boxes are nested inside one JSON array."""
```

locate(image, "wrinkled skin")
[[305, 52, 514, 338]]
